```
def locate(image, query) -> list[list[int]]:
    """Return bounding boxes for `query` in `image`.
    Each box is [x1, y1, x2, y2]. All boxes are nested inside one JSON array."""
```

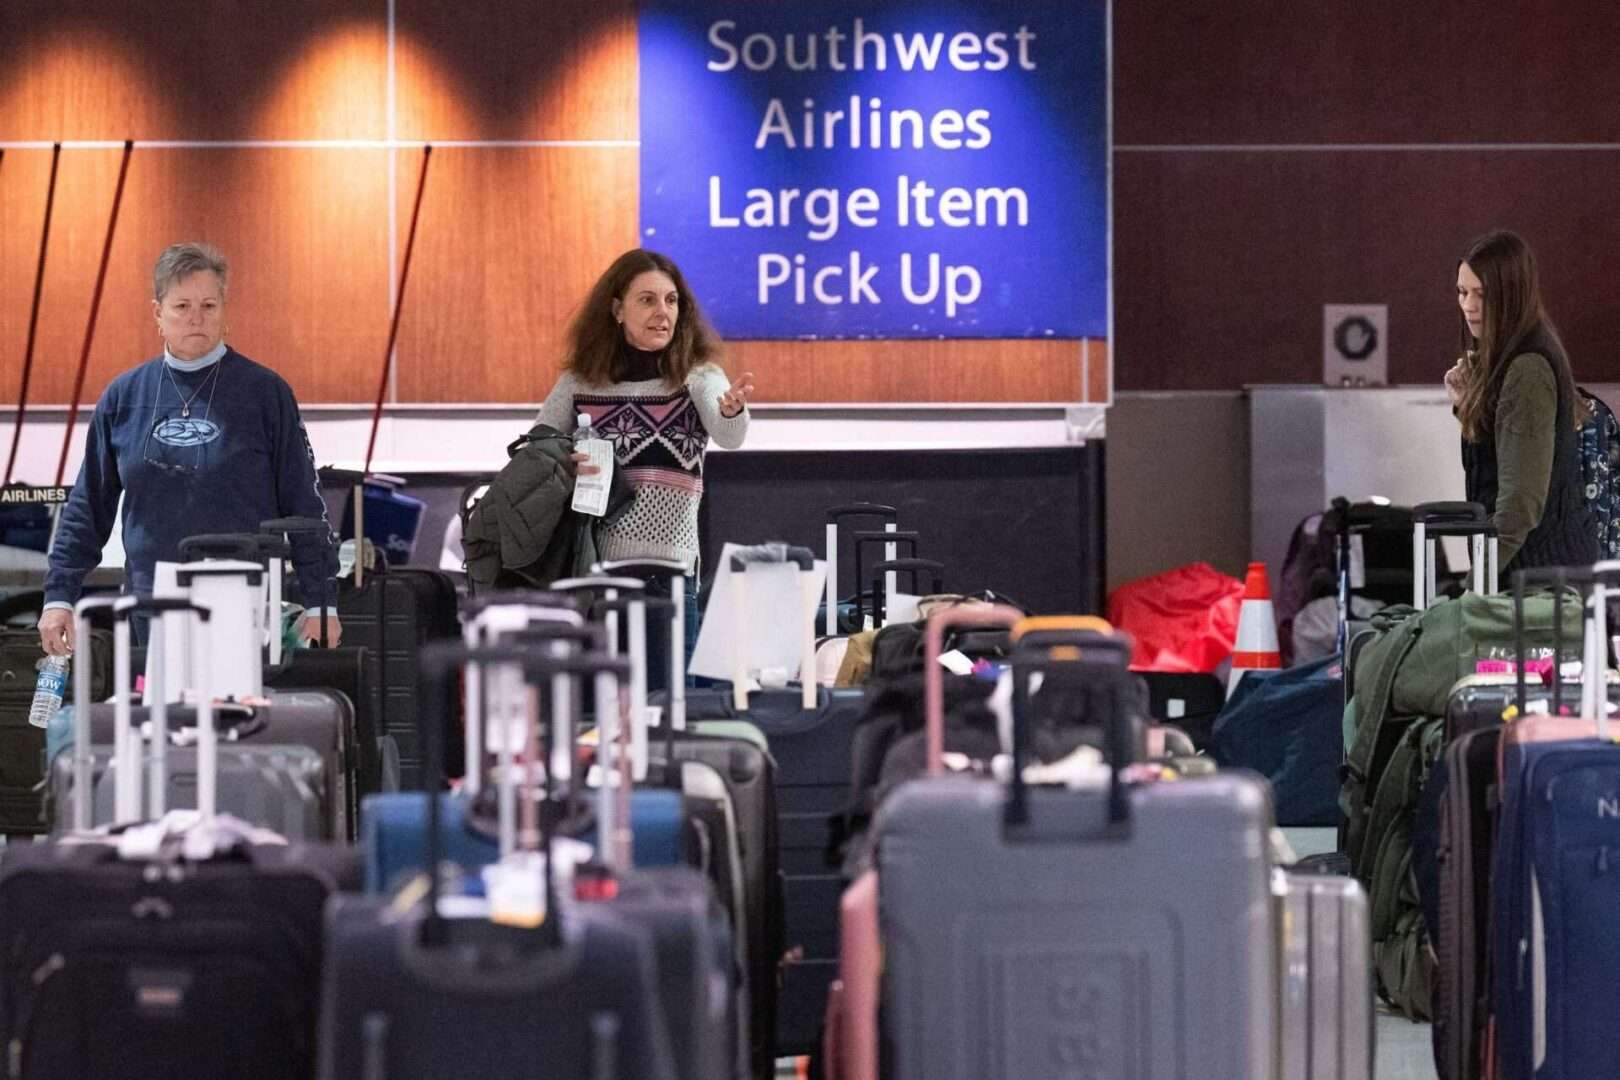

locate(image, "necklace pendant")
[[181, 406, 190, 418]]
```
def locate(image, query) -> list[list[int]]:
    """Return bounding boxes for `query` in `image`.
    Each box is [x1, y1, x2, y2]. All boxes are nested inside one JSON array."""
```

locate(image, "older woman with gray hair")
[[37, 242, 341, 654]]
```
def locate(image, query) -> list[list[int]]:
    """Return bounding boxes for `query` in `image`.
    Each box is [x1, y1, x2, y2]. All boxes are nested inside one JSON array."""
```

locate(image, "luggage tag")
[[482, 836, 593, 929]]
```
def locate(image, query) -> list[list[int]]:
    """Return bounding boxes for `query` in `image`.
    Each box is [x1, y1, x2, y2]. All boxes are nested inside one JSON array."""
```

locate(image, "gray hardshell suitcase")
[[875, 608, 1277, 1080], [52, 744, 327, 841], [51, 690, 355, 839], [1278, 870, 1374, 1080]]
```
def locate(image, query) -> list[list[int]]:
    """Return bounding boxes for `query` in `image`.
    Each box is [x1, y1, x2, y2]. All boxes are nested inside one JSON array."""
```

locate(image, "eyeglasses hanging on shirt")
[[141, 361, 224, 477]]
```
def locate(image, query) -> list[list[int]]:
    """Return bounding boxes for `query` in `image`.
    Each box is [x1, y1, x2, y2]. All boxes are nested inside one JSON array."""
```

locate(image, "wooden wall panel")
[[1115, 1, 1620, 144], [1, 0, 1103, 406], [392, 146, 639, 403], [0, 147, 389, 405], [1114, 149, 1620, 391], [722, 340, 1087, 404], [395, 0, 637, 141], [0, 0, 386, 141]]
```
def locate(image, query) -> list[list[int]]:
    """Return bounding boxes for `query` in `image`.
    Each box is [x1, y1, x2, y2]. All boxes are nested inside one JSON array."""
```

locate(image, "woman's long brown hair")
[[1454, 229, 1583, 441], [562, 249, 722, 387]]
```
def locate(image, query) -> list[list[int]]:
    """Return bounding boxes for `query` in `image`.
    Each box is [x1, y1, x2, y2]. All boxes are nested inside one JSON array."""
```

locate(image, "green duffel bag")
[[1343, 591, 1582, 847]]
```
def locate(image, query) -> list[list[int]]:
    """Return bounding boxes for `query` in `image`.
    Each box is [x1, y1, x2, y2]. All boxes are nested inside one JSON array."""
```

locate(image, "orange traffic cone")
[[1227, 561, 1282, 697]]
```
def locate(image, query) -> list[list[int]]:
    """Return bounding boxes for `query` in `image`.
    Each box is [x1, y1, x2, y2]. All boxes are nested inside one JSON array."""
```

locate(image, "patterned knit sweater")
[[536, 363, 748, 567]]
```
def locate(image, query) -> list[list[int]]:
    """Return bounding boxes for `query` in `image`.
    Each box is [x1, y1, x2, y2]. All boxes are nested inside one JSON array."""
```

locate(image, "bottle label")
[[36, 667, 66, 698], [571, 438, 614, 517]]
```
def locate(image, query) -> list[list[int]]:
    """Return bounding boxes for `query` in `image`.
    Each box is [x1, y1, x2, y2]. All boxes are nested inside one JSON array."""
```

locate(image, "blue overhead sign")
[[638, 1, 1109, 339]]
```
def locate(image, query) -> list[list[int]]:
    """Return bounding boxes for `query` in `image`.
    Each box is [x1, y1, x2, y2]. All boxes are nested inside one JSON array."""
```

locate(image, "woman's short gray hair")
[[152, 243, 229, 302]]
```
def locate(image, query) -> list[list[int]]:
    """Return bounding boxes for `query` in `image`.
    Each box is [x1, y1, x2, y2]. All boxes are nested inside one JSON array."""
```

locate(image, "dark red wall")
[[1113, 1, 1620, 390]]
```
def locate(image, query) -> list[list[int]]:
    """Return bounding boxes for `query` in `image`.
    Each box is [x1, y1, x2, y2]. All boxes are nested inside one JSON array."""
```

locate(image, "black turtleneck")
[[612, 339, 667, 382]]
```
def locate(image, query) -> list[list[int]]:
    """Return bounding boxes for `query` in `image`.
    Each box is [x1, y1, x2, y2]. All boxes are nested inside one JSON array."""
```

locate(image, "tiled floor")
[[1378, 1009, 1439, 1080]]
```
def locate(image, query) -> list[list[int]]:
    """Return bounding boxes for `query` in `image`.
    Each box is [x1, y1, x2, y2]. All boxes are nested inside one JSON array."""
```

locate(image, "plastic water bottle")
[[28, 654, 69, 729], [570, 412, 613, 517]]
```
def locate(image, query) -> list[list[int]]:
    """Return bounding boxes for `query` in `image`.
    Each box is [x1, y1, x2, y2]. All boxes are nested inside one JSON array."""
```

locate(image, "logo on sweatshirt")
[[152, 418, 221, 447]]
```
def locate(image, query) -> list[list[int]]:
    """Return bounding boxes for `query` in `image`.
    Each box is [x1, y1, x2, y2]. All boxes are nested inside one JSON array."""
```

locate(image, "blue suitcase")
[[1491, 725, 1620, 1080], [1489, 566, 1620, 1080], [361, 787, 684, 894]]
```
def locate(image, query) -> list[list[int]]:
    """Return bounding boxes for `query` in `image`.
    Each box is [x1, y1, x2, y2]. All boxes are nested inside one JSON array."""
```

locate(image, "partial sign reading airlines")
[[638, 3, 1108, 338]]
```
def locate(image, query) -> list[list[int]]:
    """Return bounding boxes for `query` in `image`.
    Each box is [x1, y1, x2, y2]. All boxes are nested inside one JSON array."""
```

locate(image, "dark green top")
[[1461, 328, 1597, 572], [1491, 353, 1558, 566]]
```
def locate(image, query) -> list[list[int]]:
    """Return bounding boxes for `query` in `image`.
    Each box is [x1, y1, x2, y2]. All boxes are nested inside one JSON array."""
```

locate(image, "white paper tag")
[[937, 649, 974, 676], [1166, 698, 1186, 720], [483, 852, 547, 928], [1349, 533, 1366, 590]]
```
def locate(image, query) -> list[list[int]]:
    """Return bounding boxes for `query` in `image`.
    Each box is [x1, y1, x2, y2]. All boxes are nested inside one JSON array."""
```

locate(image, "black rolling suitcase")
[[0, 596, 357, 1080], [335, 565, 459, 788], [669, 546, 865, 1056], [319, 642, 717, 1080], [0, 626, 113, 835], [552, 570, 784, 1079]]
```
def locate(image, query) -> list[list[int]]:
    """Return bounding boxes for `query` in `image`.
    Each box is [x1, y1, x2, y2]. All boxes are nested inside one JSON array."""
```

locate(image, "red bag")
[[1106, 562, 1244, 672]]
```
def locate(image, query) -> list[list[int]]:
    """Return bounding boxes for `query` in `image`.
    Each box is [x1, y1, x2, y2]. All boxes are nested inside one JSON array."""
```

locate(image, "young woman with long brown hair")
[[1443, 229, 1596, 571]]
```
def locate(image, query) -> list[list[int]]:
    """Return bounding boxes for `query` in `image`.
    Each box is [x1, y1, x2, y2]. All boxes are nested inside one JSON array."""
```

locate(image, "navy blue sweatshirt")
[[44, 348, 338, 606]]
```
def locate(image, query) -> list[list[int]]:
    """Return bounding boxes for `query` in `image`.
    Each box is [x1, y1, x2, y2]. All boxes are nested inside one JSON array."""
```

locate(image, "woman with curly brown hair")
[[1444, 229, 1596, 572], [537, 249, 755, 678]]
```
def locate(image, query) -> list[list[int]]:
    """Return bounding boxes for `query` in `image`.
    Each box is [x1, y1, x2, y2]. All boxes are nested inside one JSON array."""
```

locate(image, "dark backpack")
[[1275, 499, 1424, 665], [1576, 387, 1620, 559]]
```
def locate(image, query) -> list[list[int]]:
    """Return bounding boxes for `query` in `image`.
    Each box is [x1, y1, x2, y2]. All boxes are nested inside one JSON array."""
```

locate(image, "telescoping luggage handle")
[[1512, 566, 1580, 723], [729, 546, 820, 713], [594, 557, 696, 732], [824, 504, 898, 636], [178, 532, 291, 667], [490, 624, 610, 858], [1333, 499, 1411, 654], [70, 596, 120, 832], [1412, 501, 1498, 608], [922, 604, 1025, 776], [851, 530, 920, 630], [417, 642, 630, 946], [107, 596, 215, 827], [1005, 622, 1139, 834], [591, 594, 676, 783], [548, 574, 663, 748], [867, 557, 944, 627], [1514, 561, 1620, 731], [259, 515, 336, 650], [461, 597, 584, 799]]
